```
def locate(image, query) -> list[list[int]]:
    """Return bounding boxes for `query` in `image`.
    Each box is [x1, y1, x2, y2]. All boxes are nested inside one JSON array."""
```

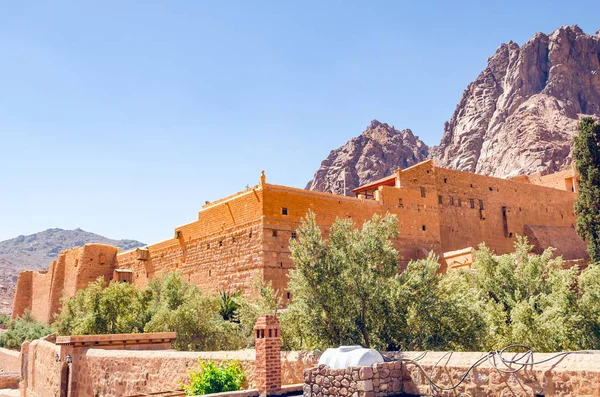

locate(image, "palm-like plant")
[[219, 290, 242, 322]]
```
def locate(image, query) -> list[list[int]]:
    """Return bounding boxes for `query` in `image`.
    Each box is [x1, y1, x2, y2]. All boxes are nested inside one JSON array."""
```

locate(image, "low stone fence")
[[304, 351, 600, 397], [72, 348, 316, 396], [20, 316, 316, 397], [0, 348, 20, 374]]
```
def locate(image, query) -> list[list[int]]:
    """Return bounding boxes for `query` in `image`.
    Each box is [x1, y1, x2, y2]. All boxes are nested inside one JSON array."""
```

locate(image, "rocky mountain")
[[307, 25, 600, 193], [0, 228, 144, 315], [305, 120, 429, 195], [434, 25, 600, 177]]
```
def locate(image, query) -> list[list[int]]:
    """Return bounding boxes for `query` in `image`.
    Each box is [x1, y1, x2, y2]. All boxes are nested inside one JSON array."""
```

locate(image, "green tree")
[[54, 278, 146, 335], [236, 277, 283, 346], [287, 210, 400, 349], [574, 117, 600, 262], [143, 273, 245, 351], [443, 237, 593, 352]]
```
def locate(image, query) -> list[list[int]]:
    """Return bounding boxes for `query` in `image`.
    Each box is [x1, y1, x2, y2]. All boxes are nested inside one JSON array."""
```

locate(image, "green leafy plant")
[[0, 310, 53, 349], [182, 360, 245, 395]]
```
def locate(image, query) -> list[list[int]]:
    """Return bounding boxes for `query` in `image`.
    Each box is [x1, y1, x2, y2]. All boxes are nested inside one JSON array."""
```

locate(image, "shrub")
[[182, 360, 245, 396], [143, 273, 246, 351], [0, 311, 53, 349]]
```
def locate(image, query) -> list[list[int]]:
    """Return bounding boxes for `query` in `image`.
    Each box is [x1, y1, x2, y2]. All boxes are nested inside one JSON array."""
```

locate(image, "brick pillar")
[[255, 315, 281, 396]]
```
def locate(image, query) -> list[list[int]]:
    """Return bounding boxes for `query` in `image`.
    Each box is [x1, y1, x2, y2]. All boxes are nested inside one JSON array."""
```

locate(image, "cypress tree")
[[574, 117, 600, 263]]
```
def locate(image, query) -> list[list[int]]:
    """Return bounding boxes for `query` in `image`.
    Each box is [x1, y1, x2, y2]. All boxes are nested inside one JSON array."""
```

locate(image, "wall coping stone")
[[55, 332, 177, 347]]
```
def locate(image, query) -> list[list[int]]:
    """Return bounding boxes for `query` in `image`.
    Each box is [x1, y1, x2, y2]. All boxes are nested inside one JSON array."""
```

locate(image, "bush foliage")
[[182, 360, 245, 396], [55, 273, 246, 351], [0, 311, 53, 349]]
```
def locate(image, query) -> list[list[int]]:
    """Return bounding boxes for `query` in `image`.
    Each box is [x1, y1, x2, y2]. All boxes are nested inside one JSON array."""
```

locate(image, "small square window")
[[291, 232, 297, 239], [272, 230, 278, 237], [444, 178, 448, 183], [281, 207, 288, 215], [398, 198, 404, 208], [422, 225, 426, 231]]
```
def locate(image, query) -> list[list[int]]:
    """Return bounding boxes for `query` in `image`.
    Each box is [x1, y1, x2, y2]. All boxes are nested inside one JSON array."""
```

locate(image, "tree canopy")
[[283, 211, 600, 352], [574, 117, 600, 262]]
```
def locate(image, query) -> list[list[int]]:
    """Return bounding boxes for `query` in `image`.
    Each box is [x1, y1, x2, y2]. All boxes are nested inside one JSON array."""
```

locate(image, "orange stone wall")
[[114, 187, 266, 294], [434, 166, 577, 254], [12, 162, 582, 322], [12, 245, 119, 322]]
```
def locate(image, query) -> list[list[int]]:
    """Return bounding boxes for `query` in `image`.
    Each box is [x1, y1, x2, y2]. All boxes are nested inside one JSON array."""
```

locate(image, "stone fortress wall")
[[12, 161, 585, 323]]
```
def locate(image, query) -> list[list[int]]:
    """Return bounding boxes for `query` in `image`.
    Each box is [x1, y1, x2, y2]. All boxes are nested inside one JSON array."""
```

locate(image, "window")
[[206, 243, 210, 250], [479, 200, 484, 210], [422, 225, 426, 231], [272, 230, 278, 237], [249, 231, 253, 238], [420, 187, 426, 198], [450, 197, 455, 206], [281, 207, 288, 215], [279, 262, 283, 268], [470, 199, 475, 209], [444, 178, 448, 183], [398, 198, 404, 208], [219, 240, 223, 247], [458, 199, 462, 207], [291, 232, 297, 239], [232, 236, 236, 243], [438, 195, 443, 204], [175, 230, 182, 239], [287, 292, 291, 300]]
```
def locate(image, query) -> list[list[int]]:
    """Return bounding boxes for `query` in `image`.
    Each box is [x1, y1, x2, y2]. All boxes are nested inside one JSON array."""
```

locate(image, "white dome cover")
[[318, 346, 384, 369]]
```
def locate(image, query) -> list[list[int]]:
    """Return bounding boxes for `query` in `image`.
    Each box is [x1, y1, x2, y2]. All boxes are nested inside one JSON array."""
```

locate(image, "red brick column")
[[254, 315, 281, 396]]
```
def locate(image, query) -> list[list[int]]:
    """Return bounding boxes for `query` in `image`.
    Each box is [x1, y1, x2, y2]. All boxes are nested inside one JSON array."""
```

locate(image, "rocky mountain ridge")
[[305, 120, 429, 195], [307, 25, 600, 193], [434, 25, 600, 177]]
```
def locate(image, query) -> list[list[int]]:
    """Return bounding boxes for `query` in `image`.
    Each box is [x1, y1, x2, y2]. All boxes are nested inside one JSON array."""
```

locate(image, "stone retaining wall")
[[304, 351, 600, 397]]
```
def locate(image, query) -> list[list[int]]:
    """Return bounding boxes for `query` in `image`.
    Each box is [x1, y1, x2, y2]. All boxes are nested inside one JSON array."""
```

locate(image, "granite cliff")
[[305, 120, 429, 195], [307, 25, 600, 194], [434, 25, 600, 177]]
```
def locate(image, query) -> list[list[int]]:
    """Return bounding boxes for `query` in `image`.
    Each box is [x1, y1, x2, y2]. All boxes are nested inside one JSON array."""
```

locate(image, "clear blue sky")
[[0, 1, 597, 244]]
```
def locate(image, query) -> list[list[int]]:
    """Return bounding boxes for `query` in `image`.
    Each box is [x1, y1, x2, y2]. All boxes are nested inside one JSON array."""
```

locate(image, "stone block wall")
[[12, 244, 119, 322], [304, 351, 600, 397]]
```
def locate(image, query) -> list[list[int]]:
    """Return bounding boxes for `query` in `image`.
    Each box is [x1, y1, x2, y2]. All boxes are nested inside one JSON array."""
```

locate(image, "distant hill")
[[0, 228, 144, 316], [0, 228, 144, 271]]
